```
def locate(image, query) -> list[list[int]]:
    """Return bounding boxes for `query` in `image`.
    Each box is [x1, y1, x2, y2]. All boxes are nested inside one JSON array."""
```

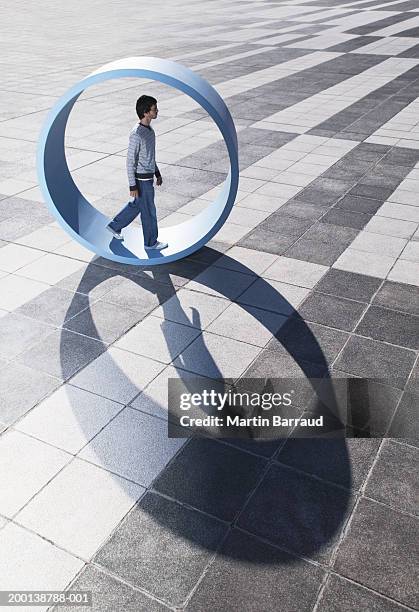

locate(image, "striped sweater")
[[126, 122, 161, 189]]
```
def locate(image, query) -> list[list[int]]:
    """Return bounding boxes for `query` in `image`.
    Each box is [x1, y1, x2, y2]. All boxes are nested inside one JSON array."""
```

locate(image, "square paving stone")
[[237, 277, 310, 315], [263, 256, 328, 289], [300, 223, 359, 247], [0, 523, 83, 595], [284, 238, 347, 266], [63, 300, 142, 344], [355, 305, 419, 350], [237, 464, 354, 562], [238, 227, 297, 255], [276, 437, 380, 490], [57, 264, 127, 298], [365, 440, 418, 515], [16, 457, 144, 560], [334, 335, 416, 389], [298, 292, 366, 331], [0, 430, 71, 517], [382, 147, 419, 167], [321, 208, 371, 230], [334, 498, 419, 608], [335, 194, 383, 215], [406, 359, 419, 397], [17, 329, 106, 380], [104, 276, 176, 315], [185, 529, 325, 612], [267, 317, 349, 368], [259, 214, 314, 239], [152, 288, 230, 329], [0, 312, 55, 359], [78, 407, 184, 486], [317, 574, 410, 612], [93, 492, 227, 607], [15, 286, 90, 326], [388, 393, 419, 447], [0, 362, 61, 426], [314, 268, 381, 302], [185, 266, 255, 301], [115, 316, 201, 364], [153, 438, 266, 521], [348, 183, 395, 201], [54, 565, 169, 612], [373, 280, 419, 316]]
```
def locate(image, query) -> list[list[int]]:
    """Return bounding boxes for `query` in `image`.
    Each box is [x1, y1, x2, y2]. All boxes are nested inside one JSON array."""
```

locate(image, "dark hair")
[[136, 95, 157, 119]]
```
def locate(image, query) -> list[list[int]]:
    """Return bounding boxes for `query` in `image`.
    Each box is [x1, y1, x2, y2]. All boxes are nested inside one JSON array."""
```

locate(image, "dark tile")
[[15, 287, 89, 327], [237, 227, 295, 255], [382, 147, 419, 168], [317, 574, 409, 612], [322, 158, 372, 182], [334, 498, 418, 608], [153, 438, 266, 521], [276, 437, 380, 490], [301, 223, 358, 247], [365, 440, 418, 515], [321, 208, 371, 230], [93, 492, 227, 607], [298, 179, 354, 206], [259, 213, 314, 239], [276, 200, 326, 221], [0, 362, 61, 426], [187, 243, 228, 266], [284, 238, 347, 266], [58, 264, 127, 298], [64, 300, 141, 344], [334, 335, 416, 389], [185, 530, 325, 612], [298, 293, 366, 331], [54, 564, 169, 612], [335, 194, 382, 214], [348, 183, 395, 201], [356, 306, 419, 350], [220, 437, 283, 459], [406, 359, 419, 397], [143, 259, 207, 288], [0, 313, 55, 360], [17, 329, 106, 380], [238, 464, 354, 561], [373, 280, 419, 316], [314, 268, 382, 302], [267, 318, 349, 368], [347, 142, 390, 161], [388, 392, 419, 447]]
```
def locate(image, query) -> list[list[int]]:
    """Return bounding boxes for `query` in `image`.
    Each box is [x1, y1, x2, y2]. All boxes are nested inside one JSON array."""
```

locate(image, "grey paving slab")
[[334, 498, 418, 609], [355, 305, 419, 350], [186, 530, 325, 612], [238, 463, 355, 562], [0, 312, 55, 359], [15, 286, 90, 326], [0, 362, 61, 426], [334, 335, 416, 389], [153, 438, 266, 522], [388, 392, 419, 447], [93, 492, 227, 607], [284, 237, 349, 266], [365, 440, 418, 515], [314, 268, 382, 302], [335, 194, 383, 215], [317, 574, 410, 612], [373, 280, 419, 316], [298, 292, 366, 332]]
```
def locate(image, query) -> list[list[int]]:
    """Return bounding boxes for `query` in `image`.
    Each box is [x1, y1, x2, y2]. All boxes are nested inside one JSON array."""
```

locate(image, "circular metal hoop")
[[37, 57, 239, 265]]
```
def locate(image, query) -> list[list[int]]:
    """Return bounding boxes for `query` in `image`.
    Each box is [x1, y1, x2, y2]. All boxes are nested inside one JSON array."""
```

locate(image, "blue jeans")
[[109, 179, 158, 247]]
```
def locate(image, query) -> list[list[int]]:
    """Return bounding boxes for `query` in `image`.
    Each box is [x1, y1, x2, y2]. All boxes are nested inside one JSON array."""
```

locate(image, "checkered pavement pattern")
[[0, 0, 418, 610]]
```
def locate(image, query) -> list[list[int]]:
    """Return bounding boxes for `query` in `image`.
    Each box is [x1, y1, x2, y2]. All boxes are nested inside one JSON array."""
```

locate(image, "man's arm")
[[155, 163, 162, 186], [126, 130, 140, 194]]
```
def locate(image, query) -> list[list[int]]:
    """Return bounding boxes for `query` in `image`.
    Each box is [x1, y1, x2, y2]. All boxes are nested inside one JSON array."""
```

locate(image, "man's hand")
[[156, 176, 163, 186], [130, 188, 139, 199]]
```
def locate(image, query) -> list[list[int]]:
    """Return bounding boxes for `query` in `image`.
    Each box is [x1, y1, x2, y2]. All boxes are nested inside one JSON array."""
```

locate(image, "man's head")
[[136, 95, 158, 121]]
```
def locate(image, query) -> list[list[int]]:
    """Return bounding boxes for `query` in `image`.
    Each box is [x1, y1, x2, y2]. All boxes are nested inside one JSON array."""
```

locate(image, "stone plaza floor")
[[0, 0, 418, 610]]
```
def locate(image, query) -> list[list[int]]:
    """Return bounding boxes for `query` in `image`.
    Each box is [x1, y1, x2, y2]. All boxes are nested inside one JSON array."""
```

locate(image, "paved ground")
[[0, 0, 418, 610]]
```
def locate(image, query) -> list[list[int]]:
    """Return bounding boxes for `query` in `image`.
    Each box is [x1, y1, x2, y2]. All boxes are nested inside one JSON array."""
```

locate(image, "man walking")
[[107, 95, 168, 250]]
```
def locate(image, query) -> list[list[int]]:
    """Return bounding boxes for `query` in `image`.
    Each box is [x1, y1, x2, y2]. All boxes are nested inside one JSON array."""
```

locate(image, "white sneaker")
[[145, 241, 168, 251], [107, 225, 124, 240]]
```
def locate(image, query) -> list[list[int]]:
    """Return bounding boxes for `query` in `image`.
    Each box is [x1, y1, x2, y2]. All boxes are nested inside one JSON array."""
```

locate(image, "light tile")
[[152, 288, 230, 329], [401, 241, 419, 263], [17, 225, 71, 251], [185, 266, 255, 300], [238, 192, 288, 212], [173, 331, 260, 379], [0, 274, 49, 311], [350, 231, 407, 258], [78, 408, 185, 486], [16, 385, 122, 454], [16, 457, 144, 559], [70, 347, 165, 404], [255, 182, 302, 199], [213, 246, 278, 276], [377, 202, 419, 223], [333, 249, 396, 279], [15, 254, 86, 284], [237, 277, 310, 315], [387, 259, 419, 286], [0, 430, 71, 517], [263, 256, 328, 288], [0, 244, 45, 273], [364, 217, 417, 239], [0, 522, 83, 596]]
